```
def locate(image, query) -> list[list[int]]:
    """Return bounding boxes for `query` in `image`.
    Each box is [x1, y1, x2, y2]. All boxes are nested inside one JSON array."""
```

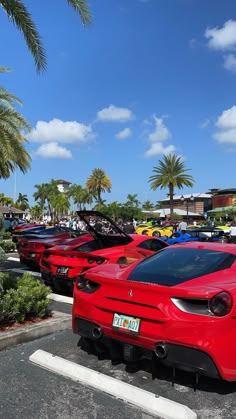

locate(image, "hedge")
[[0, 272, 51, 327], [0, 240, 16, 253]]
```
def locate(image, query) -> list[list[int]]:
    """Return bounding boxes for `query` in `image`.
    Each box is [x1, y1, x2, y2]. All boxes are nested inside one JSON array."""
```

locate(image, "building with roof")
[[207, 188, 236, 219], [159, 193, 212, 217], [55, 179, 71, 193]]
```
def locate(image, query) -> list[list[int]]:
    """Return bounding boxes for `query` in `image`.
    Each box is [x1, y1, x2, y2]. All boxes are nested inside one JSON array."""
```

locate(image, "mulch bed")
[[0, 315, 52, 332]]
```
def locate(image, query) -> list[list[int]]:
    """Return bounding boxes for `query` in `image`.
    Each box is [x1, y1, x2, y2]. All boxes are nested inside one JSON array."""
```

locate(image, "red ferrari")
[[73, 241, 236, 382], [40, 210, 168, 293], [19, 234, 75, 270]]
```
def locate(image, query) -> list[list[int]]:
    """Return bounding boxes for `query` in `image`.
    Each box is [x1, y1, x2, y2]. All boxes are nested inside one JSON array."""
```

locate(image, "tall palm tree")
[[0, 194, 14, 206], [86, 168, 112, 206], [69, 183, 93, 210], [125, 194, 140, 209], [142, 200, 155, 211], [50, 192, 70, 223], [15, 192, 29, 210], [149, 154, 194, 219], [0, 68, 31, 178], [0, 0, 92, 73]]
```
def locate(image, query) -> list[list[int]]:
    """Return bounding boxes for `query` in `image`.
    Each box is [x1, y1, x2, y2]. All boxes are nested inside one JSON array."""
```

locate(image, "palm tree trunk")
[[169, 183, 174, 220]]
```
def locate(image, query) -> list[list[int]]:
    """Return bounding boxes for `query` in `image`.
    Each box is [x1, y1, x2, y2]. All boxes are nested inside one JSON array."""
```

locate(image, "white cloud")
[[215, 106, 236, 129], [96, 105, 135, 122], [148, 116, 172, 143], [145, 143, 176, 157], [205, 20, 236, 51], [35, 142, 72, 159], [223, 53, 236, 73], [144, 115, 175, 157], [214, 106, 236, 144], [29, 118, 94, 144], [115, 127, 132, 140]]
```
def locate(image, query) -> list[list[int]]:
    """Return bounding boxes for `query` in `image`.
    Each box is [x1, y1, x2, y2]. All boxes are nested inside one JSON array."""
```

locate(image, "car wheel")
[[142, 230, 148, 235], [220, 236, 228, 243], [117, 256, 127, 264], [152, 231, 160, 237]]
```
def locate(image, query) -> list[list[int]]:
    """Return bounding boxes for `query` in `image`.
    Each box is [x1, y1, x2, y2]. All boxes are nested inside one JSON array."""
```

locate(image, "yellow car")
[[136, 223, 173, 237]]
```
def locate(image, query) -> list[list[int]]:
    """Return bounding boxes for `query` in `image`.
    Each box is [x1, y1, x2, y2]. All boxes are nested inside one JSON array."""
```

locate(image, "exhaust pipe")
[[92, 327, 103, 339], [155, 343, 168, 359]]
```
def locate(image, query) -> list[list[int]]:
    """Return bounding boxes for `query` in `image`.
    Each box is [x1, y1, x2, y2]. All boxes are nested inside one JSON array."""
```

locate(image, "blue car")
[[161, 227, 228, 244]]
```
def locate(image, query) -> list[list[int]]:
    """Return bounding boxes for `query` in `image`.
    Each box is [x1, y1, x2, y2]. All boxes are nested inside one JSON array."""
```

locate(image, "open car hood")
[[76, 210, 133, 244]]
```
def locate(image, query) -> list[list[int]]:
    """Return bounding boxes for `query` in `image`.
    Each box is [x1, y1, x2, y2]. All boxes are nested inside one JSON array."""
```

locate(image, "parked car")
[[14, 225, 83, 249], [18, 230, 86, 270], [73, 241, 236, 382], [136, 223, 173, 237], [162, 227, 229, 244], [40, 210, 168, 293]]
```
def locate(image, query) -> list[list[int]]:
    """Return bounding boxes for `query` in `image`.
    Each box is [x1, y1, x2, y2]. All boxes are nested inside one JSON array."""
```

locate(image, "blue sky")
[[1, 0, 236, 206]]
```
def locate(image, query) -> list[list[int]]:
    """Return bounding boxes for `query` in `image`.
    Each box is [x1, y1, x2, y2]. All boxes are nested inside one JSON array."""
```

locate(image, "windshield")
[[128, 247, 236, 286]]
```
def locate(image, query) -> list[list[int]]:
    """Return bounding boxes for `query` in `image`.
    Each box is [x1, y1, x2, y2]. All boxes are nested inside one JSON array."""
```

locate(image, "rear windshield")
[[128, 247, 236, 286]]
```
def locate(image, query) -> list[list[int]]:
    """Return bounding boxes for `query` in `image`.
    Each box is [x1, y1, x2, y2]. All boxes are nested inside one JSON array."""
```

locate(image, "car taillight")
[[209, 292, 232, 317], [41, 258, 50, 268], [76, 275, 100, 293]]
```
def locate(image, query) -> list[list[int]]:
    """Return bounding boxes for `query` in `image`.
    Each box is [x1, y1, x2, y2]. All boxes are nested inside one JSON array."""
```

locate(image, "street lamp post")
[[180, 195, 194, 224]]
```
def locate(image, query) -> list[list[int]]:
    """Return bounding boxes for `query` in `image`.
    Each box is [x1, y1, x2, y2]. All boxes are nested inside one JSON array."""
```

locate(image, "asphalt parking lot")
[[2, 256, 236, 418]]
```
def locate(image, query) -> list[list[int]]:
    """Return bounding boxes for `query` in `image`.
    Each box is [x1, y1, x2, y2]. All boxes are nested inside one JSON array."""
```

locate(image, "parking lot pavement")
[[0, 331, 160, 419]]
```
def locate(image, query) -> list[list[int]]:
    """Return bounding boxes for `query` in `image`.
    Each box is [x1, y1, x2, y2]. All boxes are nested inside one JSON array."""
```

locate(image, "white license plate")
[[112, 313, 141, 334], [56, 267, 69, 275]]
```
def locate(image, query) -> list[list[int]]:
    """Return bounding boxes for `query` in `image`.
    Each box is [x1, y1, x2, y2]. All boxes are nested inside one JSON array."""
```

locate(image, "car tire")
[[142, 230, 148, 235], [117, 256, 127, 264], [152, 231, 160, 237], [220, 236, 229, 243]]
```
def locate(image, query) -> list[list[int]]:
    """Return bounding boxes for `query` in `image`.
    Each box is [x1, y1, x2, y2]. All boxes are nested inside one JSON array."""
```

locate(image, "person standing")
[[229, 222, 236, 244], [123, 220, 135, 234], [178, 220, 188, 233]]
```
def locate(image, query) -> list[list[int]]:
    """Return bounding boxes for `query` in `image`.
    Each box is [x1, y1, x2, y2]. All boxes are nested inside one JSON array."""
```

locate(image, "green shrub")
[[0, 272, 51, 326], [0, 240, 16, 253], [2, 232, 12, 240], [0, 246, 6, 264], [0, 272, 17, 293]]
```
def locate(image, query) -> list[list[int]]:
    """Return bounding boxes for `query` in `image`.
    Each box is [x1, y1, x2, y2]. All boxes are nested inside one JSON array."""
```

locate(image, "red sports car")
[[40, 210, 168, 293], [18, 225, 86, 270], [73, 241, 236, 382]]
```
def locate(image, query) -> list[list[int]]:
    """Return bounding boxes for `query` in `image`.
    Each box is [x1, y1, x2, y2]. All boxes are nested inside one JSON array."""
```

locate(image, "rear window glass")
[[128, 247, 236, 286]]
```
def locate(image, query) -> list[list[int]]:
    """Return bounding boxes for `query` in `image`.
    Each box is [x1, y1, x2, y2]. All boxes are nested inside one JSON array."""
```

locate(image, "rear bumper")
[[73, 316, 220, 379], [41, 270, 74, 292]]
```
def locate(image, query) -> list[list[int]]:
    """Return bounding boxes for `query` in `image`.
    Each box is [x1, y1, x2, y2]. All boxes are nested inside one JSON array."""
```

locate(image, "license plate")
[[112, 313, 141, 334], [56, 267, 69, 275]]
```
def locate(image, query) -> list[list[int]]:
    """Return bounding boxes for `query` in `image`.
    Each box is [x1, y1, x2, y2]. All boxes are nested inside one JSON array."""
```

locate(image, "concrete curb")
[[30, 350, 197, 419], [0, 311, 71, 351]]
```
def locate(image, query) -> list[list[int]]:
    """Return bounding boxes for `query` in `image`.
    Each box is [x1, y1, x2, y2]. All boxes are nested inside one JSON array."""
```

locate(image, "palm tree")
[[0, 194, 14, 206], [86, 168, 112, 206], [30, 204, 42, 221], [149, 154, 194, 219], [15, 192, 29, 210], [0, 68, 31, 178], [0, 0, 92, 73], [142, 200, 155, 211], [125, 194, 140, 209], [50, 192, 70, 223], [69, 184, 93, 210]]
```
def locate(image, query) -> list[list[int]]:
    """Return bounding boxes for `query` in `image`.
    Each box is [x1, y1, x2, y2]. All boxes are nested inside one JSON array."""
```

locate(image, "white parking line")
[[49, 293, 73, 305], [30, 350, 197, 419], [7, 256, 20, 262]]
